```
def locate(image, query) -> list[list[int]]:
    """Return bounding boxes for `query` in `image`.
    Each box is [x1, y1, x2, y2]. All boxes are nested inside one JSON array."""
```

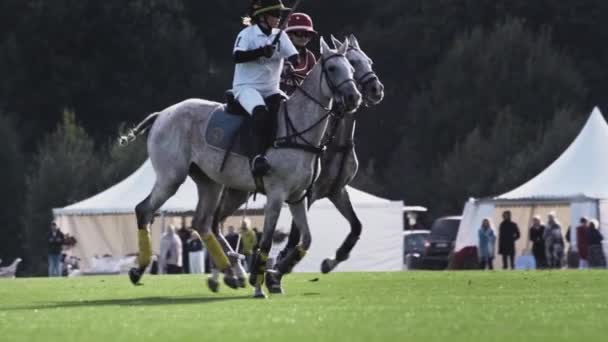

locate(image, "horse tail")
[[118, 112, 159, 146]]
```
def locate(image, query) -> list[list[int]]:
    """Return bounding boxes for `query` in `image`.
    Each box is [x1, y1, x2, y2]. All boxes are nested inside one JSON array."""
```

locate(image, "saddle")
[[205, 91, 255, 165], [205, 90, 282, 172]]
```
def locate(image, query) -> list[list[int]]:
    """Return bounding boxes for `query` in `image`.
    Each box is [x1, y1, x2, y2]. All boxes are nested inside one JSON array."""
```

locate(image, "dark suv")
[[421, 216, 462, 270]]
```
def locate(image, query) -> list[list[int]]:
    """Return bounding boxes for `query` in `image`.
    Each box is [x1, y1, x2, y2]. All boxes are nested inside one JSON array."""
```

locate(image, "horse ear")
[[337, 38, 349, 55], [348, 34, 361, 49], [320, 36, 332, 54], [331, 34, 343, 50]]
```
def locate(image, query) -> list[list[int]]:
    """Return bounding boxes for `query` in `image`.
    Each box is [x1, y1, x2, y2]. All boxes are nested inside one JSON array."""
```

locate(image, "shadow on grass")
[[3, 295, 252, 311]]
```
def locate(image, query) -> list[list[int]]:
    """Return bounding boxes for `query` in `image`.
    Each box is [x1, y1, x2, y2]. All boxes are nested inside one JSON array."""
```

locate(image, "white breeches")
[[233, 87, 282, 115]]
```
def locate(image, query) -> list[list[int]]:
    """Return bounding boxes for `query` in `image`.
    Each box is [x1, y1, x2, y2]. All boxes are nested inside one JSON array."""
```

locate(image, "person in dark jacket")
[[48, 222, 65, 277], [498, 210, 520, 269], [224, 225, 243, 254], [587, 219, 606, 268], [528, 215, 547, 269], [576, 217, 590, 269]]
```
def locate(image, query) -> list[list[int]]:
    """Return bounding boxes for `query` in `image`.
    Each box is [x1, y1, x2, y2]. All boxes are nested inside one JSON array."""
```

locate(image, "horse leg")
[[269, 199, 311, 288], [190, 168, 240, 291], [264, 219, 300, 294], [266, 194, 317, 294], [210, 189, 250, 288], [249, 193, 285, 298], [129, 176, 184, 285], [321, 188, 361, 273]]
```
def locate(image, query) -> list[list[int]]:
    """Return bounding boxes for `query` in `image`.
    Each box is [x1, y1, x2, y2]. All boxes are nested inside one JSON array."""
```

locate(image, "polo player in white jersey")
[[232, 0, 299, 177]]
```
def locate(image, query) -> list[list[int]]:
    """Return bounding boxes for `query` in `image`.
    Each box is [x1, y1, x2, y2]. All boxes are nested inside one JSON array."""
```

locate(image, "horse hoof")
[[237, 277, 247, 288], [265, 270, 284, 294], [207, 277, 220, 293], [128, 267, 142, 285], [321, 259, 335, 274], [224, 275, 240, 290]]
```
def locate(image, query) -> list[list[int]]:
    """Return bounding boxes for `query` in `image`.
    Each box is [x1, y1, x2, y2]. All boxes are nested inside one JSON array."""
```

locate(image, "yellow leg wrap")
[[255, 252, 268, 287], [137, 228, 152, 269], [202, 234, 231, 271]]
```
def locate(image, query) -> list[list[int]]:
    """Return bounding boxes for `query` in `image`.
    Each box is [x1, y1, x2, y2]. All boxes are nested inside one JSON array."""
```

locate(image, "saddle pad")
[[205, 106, 253, 158]]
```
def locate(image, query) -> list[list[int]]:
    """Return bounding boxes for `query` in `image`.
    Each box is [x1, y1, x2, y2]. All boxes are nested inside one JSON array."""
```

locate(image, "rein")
[[274, 53, 354, 204], [273, 53, 353, 155]]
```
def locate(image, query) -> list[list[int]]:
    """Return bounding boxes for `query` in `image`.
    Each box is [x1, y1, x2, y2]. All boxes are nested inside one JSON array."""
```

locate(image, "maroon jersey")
[[280, 49, 316, 95]]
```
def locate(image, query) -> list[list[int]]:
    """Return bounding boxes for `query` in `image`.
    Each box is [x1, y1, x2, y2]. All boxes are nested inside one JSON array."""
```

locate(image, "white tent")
[[54, 160, 403, 272], [454, 107, 608, 259]]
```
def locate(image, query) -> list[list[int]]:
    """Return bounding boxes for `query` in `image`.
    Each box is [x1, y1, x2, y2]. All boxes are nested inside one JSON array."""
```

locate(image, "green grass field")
[[1, 271, 607, 342]]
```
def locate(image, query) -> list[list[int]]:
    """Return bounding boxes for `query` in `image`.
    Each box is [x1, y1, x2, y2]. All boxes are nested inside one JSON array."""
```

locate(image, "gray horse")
[[210, 34, 384, 294], [123, 38, 361, 297]]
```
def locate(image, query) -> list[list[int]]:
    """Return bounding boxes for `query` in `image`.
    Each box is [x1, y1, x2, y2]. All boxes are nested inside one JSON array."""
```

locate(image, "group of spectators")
[[478, 211, 606, 270], [156, 220, 262, 274]]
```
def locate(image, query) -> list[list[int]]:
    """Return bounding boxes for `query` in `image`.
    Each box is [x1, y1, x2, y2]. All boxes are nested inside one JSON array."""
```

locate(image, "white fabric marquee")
[[454, 107, 608, 259], [54, 160, 403, 272]]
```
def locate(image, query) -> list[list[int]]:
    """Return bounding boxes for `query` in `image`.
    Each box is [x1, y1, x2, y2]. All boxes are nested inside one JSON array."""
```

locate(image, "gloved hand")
[[282, 62, 296, 78], [258, 44, 275, 58]]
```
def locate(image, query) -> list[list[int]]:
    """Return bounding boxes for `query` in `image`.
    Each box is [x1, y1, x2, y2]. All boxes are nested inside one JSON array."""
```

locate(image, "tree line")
[[1, 0, 607, 274]]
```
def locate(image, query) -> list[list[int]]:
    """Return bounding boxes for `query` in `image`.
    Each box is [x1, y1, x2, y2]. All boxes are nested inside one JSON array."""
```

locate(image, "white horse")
[[124, 38, 361, 298], [209, 34, 384, 294]]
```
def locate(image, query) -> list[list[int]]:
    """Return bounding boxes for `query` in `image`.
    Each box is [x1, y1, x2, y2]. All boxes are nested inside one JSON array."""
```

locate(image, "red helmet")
[[285, 13, 317, 34]]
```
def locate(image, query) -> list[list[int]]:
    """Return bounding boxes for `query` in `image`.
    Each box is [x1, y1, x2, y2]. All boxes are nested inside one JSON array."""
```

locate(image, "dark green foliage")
[[20, 113, 146, 275], [384, 19, 587, 214], [22, 111, 101, 274], [0, 113, 25, 264], [0, 0, 210, 149], [3, 1, 608, 268]]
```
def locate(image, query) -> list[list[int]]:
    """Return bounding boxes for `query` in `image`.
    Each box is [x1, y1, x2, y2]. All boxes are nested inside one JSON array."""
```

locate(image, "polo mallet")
[[270, 0, 303, 46]]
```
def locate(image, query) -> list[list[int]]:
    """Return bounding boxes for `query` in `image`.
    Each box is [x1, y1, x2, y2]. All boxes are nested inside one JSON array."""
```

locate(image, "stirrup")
[[251, 155, 270, 177]]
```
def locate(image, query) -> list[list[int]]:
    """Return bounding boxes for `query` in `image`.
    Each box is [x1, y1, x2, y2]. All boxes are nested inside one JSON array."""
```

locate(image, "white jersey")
[[232, 25, 298, 93]]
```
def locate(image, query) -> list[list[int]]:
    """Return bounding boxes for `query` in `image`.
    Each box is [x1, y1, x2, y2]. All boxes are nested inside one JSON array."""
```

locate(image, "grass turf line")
[[0, 271, 607, 342]]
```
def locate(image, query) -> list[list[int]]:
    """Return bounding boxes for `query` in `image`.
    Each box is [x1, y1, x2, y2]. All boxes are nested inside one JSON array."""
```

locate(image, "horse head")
[[319, 37, 362, 114], [332, 34, 384, 106]]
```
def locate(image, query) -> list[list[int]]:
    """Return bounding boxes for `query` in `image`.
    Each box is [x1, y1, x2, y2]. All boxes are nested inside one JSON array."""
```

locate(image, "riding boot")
[[251, 105, 271, 177]]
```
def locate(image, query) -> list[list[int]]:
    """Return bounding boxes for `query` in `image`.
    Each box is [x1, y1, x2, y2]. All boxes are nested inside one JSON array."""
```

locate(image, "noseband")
[[347, 46, 380, 105], [320, 53, 358, 96]]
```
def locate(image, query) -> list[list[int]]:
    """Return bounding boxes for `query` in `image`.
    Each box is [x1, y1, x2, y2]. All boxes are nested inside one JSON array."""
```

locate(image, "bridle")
[[272, 51, 357, 204], [348, 46, 380, 107], [273, 52, 357, 154]]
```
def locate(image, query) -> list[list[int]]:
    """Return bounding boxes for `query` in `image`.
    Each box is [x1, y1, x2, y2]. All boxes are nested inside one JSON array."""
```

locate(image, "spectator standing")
[[225, 225, 242, 253], [498, 210, 520, 269], [187, 229, 205, 274], [544, 213, 564, 268], [576, 217, 590, 269], [478, 218, 496, 270], [159, 225, 183, 274], [587, 219, 606, 268], [240, 219, 258, 272], [177, 226, 192, 273], [528, 215, 547, 269], [48, 222, 65, 277]]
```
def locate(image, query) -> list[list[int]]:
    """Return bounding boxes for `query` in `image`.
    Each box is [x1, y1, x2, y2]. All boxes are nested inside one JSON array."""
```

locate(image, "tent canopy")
[[54, 160, 405, 272], [454, 107, 608, 256], [498, 107, 608, 200], [54, 159, 394, 216]]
